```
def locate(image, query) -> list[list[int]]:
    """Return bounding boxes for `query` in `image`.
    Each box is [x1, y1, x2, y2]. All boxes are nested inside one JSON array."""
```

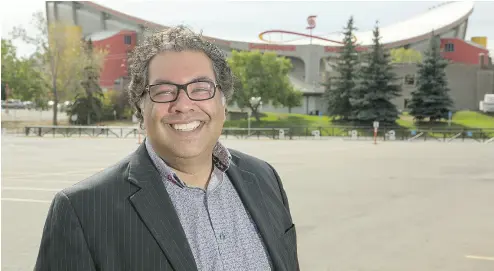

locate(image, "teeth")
[[171, 121, 201, 131]]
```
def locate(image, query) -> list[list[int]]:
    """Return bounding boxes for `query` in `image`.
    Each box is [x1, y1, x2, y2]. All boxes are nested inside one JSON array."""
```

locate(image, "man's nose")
[[169, 88, 194, 112]]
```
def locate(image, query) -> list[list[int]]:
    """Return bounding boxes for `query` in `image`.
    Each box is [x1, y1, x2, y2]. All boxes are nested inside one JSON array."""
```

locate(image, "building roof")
[[275, 1, 474, 46], [77, 1, 474, 48], [60, 1, 474, 50], [80, 1, 232, 46]]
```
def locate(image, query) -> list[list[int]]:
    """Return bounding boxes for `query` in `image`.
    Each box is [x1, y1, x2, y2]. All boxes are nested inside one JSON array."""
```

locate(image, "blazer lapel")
[[226, 158, 286, 271], [127, 143, 198, 271]]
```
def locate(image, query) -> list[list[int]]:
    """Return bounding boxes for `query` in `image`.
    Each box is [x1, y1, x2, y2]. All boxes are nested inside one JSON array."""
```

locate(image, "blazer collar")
[[126, 143, 287, 271], [127, 142, 198, 271]]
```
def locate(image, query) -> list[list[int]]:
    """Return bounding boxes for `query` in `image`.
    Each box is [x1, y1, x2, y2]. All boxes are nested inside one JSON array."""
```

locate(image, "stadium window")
[[124, 35, 132, 45], [404, 74, 415, 85], [444, 43, 454, 52]]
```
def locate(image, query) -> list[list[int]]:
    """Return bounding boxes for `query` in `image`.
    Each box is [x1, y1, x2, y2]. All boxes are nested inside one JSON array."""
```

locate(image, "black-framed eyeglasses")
[[145, 79, 220, 103]]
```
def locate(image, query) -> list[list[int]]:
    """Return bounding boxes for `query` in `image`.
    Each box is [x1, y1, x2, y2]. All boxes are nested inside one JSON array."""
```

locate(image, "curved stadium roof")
[[266, 1, 474, 46], [83, 1, 474, 47]]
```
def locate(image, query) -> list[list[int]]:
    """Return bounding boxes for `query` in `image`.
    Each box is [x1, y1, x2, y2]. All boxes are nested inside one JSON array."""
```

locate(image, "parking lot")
[[2, 136, 494, 271], [2, 108, 69, 122]]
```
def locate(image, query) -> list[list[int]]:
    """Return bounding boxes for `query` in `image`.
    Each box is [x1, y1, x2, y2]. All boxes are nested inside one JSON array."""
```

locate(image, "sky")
[[1, 0, 493, 58]]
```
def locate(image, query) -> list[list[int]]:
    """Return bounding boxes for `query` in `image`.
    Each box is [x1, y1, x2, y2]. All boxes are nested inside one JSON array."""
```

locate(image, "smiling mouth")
[[169, 120, 203, 132]]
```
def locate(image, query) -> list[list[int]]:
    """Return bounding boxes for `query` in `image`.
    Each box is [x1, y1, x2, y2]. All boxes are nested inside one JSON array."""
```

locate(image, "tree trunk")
[[288, 107, 292, 113], [52, 77, 58, 126], [250, 105, 261, 123], [254, 112, 261, 122]]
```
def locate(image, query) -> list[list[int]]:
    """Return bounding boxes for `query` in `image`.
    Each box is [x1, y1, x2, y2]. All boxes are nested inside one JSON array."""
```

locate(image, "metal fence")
[[8, 125, 494, 143], [22, 125, 143, 138], [222, 126, 494, 143]]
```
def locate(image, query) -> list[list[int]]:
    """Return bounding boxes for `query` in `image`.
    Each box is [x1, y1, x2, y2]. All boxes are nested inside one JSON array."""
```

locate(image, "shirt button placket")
[[207, 185, 226, 257]]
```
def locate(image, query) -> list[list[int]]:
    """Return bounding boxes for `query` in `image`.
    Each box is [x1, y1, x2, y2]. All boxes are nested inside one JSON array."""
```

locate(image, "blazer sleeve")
[[266, 162, 300, 271], [35, 191, 96, 271], [266, 162, 292, 213]]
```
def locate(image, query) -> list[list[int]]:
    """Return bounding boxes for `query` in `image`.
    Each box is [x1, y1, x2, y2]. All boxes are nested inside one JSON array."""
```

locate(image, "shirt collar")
[[144, 138, 232, 187]]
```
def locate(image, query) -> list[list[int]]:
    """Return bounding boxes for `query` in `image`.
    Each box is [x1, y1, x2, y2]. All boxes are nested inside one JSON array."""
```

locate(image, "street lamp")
[[248, 96, 262, 137]]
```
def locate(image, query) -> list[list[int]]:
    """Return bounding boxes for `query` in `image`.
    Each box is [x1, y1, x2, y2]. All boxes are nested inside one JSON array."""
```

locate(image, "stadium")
[[45, 1, 493, 115]]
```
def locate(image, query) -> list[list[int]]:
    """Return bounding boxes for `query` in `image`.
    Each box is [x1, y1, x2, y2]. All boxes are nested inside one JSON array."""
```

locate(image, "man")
[[35, 25, 299, 271]]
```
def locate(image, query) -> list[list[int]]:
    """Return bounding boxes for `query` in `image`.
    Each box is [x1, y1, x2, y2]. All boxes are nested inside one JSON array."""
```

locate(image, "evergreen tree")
[[408, 33, 453, 122], [350, 22, 402, 125], [325, 16, 359, 121], [68, 39, 104, 125]]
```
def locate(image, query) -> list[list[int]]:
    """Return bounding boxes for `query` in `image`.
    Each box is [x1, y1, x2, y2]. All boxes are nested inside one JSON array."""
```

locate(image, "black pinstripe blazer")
[[35, 142, 299, 271]]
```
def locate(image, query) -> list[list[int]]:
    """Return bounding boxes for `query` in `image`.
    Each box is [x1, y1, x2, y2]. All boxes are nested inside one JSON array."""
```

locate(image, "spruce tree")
[[68, 39, 104, 125], [408, 33, 453, 122], [350, 22, 402, 125], [325, 16, 359, 121]]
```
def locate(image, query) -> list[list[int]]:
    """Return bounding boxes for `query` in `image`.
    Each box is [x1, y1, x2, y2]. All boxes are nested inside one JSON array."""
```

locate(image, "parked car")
[[1, 99, 25, 109]]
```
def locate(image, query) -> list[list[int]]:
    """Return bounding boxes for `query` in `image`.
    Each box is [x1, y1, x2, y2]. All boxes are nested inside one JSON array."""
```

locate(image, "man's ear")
[[221, 95, 228, 122]]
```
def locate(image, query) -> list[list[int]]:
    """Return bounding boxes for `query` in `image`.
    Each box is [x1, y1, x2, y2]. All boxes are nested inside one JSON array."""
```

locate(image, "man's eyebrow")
[[150, 79, 174, 85], [150, 76, 215, 85]]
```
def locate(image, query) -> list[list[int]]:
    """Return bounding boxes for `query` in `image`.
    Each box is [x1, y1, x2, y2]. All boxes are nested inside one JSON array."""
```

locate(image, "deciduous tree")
[[12, 12, 106, 125], [228, 50, 295, 122], [390, 47, 423, 64], [1, 39, 47, 104]]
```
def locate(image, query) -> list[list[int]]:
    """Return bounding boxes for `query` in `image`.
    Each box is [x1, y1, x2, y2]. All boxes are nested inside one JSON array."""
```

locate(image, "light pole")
[[248, 96, 262, 137]]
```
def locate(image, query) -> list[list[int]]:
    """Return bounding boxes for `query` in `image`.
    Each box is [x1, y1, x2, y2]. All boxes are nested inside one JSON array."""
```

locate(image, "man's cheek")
[[149, 103, 163, 121]]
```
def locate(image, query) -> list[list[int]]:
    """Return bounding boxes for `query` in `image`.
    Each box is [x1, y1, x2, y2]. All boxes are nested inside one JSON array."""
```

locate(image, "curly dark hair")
[[127, 25, 235, 127]]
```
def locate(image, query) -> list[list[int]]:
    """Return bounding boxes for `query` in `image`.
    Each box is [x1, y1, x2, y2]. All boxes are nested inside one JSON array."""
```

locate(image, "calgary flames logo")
[[306, 15, 317, 30]]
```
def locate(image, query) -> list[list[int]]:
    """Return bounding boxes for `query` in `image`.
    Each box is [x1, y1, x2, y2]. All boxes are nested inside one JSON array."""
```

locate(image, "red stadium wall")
[[92, 30, 137, 89], [440, 38, 489, 66]]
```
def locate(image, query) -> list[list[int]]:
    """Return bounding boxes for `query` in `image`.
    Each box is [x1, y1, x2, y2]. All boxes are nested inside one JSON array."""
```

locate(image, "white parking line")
[[2, 187, 61, 192], [2, 198, 52, 203], [2, 169, 104, 179], [465, 255, 494, 261], [1, 179, 77, 184]]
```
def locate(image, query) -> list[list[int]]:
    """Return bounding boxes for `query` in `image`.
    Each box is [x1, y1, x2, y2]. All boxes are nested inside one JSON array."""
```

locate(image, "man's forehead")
[[150, 76, 215, 85], [148, 51, 216, 82], [150, 50, 210, 64]]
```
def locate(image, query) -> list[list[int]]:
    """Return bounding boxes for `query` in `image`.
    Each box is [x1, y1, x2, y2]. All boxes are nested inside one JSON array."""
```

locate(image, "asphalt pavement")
[[2, 136, 493, 271]]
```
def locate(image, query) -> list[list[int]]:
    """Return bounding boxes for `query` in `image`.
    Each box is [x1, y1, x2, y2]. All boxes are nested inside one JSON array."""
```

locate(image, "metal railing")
[[18, 125, 494, 143], [23, 125, 143, 138], [223, 126, 494, 143]]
